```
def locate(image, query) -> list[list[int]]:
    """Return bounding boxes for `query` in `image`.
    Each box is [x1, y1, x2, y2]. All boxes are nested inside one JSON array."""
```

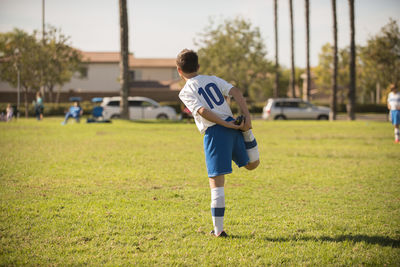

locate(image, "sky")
[[0, 0, 399, 68]]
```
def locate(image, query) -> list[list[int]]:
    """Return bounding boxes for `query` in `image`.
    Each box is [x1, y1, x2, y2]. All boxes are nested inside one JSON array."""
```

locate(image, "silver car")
[[262, 98, 330, 120], [102, 96, 177, 120]]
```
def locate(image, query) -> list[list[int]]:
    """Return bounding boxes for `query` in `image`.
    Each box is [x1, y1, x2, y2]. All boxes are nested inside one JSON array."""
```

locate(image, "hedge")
[[0, 101, 389, 117], [0, 102, 93, 117], [312, 102, 388, 113]]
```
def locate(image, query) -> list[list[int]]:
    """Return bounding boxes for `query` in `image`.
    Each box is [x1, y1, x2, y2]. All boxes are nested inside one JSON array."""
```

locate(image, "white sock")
[[211, 187, 225, 235], [242, 129, 259, 163], [395, 128, 399, 140]]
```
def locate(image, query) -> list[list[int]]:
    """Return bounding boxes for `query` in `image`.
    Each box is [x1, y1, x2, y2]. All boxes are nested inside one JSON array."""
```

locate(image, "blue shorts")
[[391, 110, 400, 125], [203, 118, 249, 177]]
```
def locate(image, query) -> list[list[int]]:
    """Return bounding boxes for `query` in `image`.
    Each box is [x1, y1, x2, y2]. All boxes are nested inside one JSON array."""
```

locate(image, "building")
[[0, 51, 182, 103]]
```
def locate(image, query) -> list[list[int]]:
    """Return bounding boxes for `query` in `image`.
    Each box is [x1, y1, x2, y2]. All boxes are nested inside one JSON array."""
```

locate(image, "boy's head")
[[176, 49, 199, 75], [390, 83, 398, 92]]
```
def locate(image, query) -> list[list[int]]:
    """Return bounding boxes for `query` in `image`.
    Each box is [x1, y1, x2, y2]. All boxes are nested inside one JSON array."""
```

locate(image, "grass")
[[0, 117, 399, 266]]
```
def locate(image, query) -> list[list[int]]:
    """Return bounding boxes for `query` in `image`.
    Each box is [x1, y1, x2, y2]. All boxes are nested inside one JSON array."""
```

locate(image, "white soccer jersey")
[[388, 92, 400, 110], [179, 75, 234, 134]]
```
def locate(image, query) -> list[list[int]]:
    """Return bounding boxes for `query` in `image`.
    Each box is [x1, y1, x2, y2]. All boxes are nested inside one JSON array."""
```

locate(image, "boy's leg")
[[74, 115, 80, 123], [62, 113, 72, 124], [392, 110, 400, 143], [209, 175, 225, 236], [242, 129, 260, 170]]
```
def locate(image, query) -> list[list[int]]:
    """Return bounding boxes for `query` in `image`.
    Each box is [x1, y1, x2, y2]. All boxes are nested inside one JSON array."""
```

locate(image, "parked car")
[[102, 96, 178, 120], [262, 98, 330, 120]]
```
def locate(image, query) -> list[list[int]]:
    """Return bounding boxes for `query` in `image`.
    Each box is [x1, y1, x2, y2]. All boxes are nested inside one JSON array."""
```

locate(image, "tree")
[[360, 19, 400, 103], [274, 0, 279, 98], [0, 28, 83, 116], [119, 0, 129, 119], [330, 0, 338, 120], [195, 17, 274, 100], [314, 43, 362, 105], [305, 0, 311, 101], [0, 30, 40, 117], [289, 0, 296, 98], [41, 26, 83, 102], [347, 0, 356, 120]]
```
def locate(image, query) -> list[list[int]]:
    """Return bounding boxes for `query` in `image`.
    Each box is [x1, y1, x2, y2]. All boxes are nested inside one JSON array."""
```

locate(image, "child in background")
[[6, 104, 13, 122], [62, 102, 83, 125], [387, 83, 400, 143]]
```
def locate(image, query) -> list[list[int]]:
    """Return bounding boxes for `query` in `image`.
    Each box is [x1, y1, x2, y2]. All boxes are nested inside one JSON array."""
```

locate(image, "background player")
[[387, 83, 400, 143]]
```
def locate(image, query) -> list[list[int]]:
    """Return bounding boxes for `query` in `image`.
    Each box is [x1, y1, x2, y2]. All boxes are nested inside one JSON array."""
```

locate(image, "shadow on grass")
[[229, 234, 400, 248]]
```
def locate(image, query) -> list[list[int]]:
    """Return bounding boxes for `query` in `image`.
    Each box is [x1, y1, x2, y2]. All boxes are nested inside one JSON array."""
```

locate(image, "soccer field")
[[0, 118, 399, 265]]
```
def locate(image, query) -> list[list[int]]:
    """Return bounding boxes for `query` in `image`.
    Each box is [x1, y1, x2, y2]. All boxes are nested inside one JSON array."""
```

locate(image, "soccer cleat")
[[395, 139, 399, 144], [210, 230, 229, 238], [234, 115, 245, 126]]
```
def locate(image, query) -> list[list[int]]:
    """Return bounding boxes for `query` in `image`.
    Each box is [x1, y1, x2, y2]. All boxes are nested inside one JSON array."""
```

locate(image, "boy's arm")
[[197, 107, 243, 130], [229, 87, 252, 131]]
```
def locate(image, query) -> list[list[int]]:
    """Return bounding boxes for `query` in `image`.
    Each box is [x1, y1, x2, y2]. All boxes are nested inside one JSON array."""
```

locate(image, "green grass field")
[[0, 118, 399, 266]]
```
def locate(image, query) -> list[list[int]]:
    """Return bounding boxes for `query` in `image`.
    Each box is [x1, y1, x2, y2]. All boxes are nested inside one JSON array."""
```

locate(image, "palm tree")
[[348, 0, 356, 120], [330, 0, 338, 120], [274, 0, 279, 98], [119, 0, 129, 119], [289, 0, 296, 98], [305, 0, 310, 101]]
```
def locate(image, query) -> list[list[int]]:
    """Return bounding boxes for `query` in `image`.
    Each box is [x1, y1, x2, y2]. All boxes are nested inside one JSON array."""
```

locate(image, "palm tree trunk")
[[274, 0, 279, 98], [347, 0, 356, 120], [48, 84, 53, 103], [119, 0, 129, 119], [305, 0, 311, 101], [330, 0, 338, 120], [23, 87, 28, 118], [289, 0, 296, 98]]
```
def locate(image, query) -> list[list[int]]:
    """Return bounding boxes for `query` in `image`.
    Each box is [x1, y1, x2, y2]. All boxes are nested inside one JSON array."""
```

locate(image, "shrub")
[[0, 102, 93, 117]]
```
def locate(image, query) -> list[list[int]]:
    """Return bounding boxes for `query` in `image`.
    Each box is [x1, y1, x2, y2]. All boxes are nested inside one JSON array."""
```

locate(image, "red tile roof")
[[131, 58, 176, 68], [81, 51, 176, 68], [81, 52, 133, 63]]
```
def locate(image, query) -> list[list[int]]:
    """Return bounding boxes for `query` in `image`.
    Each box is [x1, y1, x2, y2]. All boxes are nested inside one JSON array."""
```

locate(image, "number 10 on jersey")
[[198, 83, 225, 109]]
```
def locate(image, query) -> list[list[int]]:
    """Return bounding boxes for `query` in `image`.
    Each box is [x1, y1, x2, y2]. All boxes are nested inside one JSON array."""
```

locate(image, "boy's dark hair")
[[176, 49, 199, 73]]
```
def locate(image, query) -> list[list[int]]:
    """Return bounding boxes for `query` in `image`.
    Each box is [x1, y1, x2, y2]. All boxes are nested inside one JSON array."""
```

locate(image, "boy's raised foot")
[[210, 230, 229, 238]]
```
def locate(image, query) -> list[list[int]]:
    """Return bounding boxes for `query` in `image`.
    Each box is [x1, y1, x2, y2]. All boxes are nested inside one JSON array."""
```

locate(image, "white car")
[[262, 98, 331, 120], [101, 96, 177, 120]]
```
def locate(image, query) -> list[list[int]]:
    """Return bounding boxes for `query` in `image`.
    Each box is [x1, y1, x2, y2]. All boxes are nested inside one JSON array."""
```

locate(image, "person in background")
[[62, 102, 83, 125], [6, 103, 13, 122], [387, 83, 400, 143], [35, 92, 44, 121]]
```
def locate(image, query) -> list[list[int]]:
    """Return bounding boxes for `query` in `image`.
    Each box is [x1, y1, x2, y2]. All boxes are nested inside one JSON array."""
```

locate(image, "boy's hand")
[[234, 115, 252, 132], [226, 120, 243, 130], [242, 116, 252, 131]]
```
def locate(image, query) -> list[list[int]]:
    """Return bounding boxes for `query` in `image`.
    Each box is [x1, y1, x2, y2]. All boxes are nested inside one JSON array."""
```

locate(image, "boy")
[[176, 49, 260, 237], [62, 101, 83, 125], [387, 83, 400, 143]]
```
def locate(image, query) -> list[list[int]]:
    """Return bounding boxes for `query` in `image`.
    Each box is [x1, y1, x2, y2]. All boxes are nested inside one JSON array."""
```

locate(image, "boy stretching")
[[176, 49, 260, 237]]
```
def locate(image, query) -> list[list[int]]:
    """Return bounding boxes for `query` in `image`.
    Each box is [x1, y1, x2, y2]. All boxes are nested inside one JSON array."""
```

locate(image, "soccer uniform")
[[179, 75, 249, 178], [388, 91, 400, 125]]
